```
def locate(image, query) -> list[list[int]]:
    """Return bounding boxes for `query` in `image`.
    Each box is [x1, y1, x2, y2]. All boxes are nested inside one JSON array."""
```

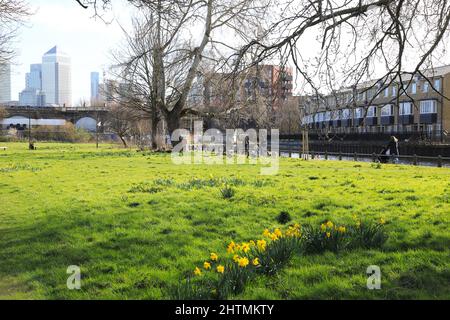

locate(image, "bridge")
[[0, 106, 109, 132]]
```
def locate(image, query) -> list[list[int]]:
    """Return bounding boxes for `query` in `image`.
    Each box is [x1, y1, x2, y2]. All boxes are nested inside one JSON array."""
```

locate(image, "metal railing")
[[278, 146, 450, 168]]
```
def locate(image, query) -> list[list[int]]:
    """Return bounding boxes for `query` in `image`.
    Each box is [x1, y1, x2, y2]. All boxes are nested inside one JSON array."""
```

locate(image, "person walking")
[[386, 136, 399, 163]]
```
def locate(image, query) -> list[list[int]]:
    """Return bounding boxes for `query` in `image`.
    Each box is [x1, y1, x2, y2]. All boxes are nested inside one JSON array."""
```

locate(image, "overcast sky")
[[11, 0, 131, 105]]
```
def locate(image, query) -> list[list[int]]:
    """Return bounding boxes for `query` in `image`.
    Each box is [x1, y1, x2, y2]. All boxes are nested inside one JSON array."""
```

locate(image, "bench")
[[0, 147, 7, 151]]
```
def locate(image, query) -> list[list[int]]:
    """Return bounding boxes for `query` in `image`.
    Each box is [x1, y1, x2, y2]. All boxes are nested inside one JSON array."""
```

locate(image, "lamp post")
[[28, 105, 32, 150]]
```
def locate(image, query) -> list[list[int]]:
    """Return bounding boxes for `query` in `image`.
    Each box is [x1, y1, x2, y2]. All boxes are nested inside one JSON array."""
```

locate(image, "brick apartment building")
[[187, 64, 294, 117], [300, 65, 450, 142]]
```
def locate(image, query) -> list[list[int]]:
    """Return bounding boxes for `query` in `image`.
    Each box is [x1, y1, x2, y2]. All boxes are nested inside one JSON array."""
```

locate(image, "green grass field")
[[0, 142, 449, 299]]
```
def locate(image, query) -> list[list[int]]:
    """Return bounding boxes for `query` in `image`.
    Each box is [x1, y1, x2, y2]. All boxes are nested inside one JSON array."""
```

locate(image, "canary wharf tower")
[[41, 46, 72, 107]]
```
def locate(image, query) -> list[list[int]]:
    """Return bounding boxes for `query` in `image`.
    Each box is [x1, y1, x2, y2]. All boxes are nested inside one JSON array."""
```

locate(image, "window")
[[381, 104, 393, 116], [420, 100, 437, 114], [399, 102, 413, 115], [411, 82, 417, 94], [342, 109, 351, 119], [367, 106, 377, 117], [423, 81, 429, 93], [355, 107, 363, 118], [392, 86, 397, 97], [325, 111, 331, 121], [384, 87, 389, 97], [401, 83, 408, 95], [434, 79, 441, 91]]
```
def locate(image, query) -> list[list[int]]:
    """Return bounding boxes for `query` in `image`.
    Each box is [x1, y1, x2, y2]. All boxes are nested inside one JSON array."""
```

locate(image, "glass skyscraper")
[[41, 46, 72, 107], [90, 71, 100, 105], [0, 63, 11, 104]]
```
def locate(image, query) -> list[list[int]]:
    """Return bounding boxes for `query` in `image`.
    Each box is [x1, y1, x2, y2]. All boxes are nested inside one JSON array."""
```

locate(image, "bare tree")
[[104, 103, 139, 147], [79, 0, 266, 147], [234, 1, 450, 103], [0, 0, 31, 64]]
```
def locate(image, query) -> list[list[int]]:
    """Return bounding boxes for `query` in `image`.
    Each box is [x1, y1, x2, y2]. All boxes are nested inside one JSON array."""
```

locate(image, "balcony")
[[365, 117, 378, 126], [381, 116, 394, 125], [398, 115, 414, 125], [420, 113, 437, 124], [341, 119, 352, 127]]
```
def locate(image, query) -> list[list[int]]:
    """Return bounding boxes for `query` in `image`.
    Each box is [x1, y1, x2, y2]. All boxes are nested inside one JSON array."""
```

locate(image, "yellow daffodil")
[[210, 252, 218, 261], [380, 218, 386, 225], [263, 229, 270, 237], [257, 239, 266, 251], [320, 223, 326, 231], [249, 240, 256, 247], [216, 265, 225, 274], [233, 254, 240, 262], [204, 262, 211, 270], [242, 243, 250, 253], [238, 257, 249, 268], [326, 221, 334, 228], [338, 226, 346, 233], [326, 232, 331, 238], [269, 233, 278, 241], [274, 228, 282, 238], [252, 258, 260, 266], [194, 267, 202, 276]]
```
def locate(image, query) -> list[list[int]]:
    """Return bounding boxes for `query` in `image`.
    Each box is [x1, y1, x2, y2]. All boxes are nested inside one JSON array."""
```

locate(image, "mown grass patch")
[[0, 142, 448, 299]]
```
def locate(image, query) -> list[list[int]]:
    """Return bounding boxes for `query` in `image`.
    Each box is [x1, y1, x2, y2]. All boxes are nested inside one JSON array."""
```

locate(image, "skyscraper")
[[0, 63, 11, 104], [19, 64, 46, 106], [26, 64, 42, 90], [41, 46, 72, 107], [90, 72, 100, 105]]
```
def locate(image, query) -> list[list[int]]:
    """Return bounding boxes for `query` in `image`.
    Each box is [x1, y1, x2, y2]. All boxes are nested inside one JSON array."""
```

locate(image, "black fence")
[[278, 142, 450, 168], [277, 139, 450, 157]]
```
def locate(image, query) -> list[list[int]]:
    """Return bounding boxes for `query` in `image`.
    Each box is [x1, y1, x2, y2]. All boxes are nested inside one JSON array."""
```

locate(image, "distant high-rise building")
[[26, 64, 42, 90], [90, 72, 100, 105], [19, 64, 46, 106], [0, 63, 11, 104], [41, 46, 72, 107]]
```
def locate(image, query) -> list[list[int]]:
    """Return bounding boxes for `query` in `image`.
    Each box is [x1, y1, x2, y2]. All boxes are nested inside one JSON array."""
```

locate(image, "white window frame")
[[384, 87, 389, 97], [342, 108, 351, 119], [420, 100, 437, 114], [411, 82, 417, 94], [423, 81, 429, 93], [367, 106, 377, 117], [392, 86, 397, 97], [355, 107, 363, 119], [381, 104, 393, 116], [434, 79, 441, 91], [399, 102, 413, 115]]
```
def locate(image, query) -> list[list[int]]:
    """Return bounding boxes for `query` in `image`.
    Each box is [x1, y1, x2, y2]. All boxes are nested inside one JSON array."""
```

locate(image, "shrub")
[[31, 123, 92, 143], [220, 185, 235, 199], [257, 233, 301, 275], [276, 211, 292, 224], [301, 222, 350, 254], [347, 219, 388, 249]]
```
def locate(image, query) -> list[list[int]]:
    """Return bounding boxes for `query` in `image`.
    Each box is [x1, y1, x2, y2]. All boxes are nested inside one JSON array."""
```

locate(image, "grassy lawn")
[[0, 142, 449, 299]]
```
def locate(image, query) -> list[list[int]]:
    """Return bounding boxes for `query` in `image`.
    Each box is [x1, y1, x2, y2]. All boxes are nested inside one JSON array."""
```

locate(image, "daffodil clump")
[[302, 218, 388, 254], [174, 219, 387, 299]]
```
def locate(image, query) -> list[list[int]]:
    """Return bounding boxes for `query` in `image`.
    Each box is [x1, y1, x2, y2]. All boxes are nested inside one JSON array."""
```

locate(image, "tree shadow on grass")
[[0, 211, 195, 298]]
